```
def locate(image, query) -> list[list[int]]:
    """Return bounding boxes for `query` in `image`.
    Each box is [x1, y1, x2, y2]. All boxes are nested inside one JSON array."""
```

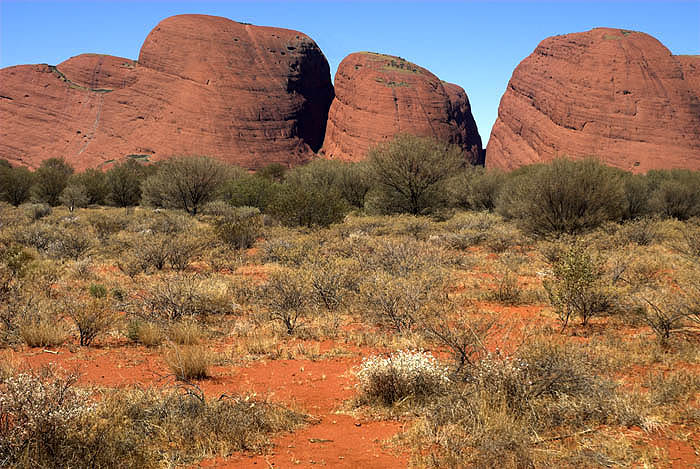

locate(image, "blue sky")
[[1, 0, 698, 143]]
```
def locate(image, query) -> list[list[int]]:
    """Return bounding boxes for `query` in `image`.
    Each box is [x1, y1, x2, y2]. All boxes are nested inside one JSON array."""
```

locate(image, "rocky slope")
[[321, 52, 483, 164], [486, 28, 700, 172], [0, 14, 334, 170]]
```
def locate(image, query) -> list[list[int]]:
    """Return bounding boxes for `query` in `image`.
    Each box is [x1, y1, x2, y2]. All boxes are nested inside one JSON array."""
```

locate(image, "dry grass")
[[0, 366, 306, 469], [164, 344, 213, 380]]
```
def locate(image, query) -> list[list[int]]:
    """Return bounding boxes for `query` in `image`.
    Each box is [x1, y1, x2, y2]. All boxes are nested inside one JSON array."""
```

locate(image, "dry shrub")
[[164, 345, 213, 380], [406, 343, 645, 468], [88, 211, 129, 241], [64, 296, 118, 346], [420, 307, 493, 373], [126, 319, 164, 347], [360, 272, 442, 333], [356, 350, 450, 406], [616, 217, 660, 246], [214, 209, 263, 250], [257, 268, 310, 334], [0, 366, 305, 468], [130, 273, 238, 321], [307, 258, 360, 312], [167, 232, 207, 271]]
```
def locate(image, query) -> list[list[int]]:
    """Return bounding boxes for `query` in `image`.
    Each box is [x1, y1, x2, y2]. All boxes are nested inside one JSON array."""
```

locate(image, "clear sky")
[[1, 0, 698, 144]]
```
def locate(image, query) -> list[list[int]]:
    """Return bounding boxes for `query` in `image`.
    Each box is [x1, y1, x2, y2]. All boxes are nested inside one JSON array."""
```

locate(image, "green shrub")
[[543, 243, 613, 328], [268, 165, 349, 228], [141, 156, 229, 215], [59, 184, 89, 212], [222, 174, 280, 211], [213, 208, 263, 249], [71, 169, 109, 205], [367, 134, 465, 215], [106, 159, 146, 208], [0, 165, 34, 206], [449, 166, 506, 211], [647, 169, 700, 220], [497, 158, 626, 236], [31, 158, 74, 206]]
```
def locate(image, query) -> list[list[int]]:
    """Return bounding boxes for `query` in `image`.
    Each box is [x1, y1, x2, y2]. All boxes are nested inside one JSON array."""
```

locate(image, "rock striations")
[[486, 28, 700, 172], [0, 14, 334, 170], [321, 52, 483, 164]]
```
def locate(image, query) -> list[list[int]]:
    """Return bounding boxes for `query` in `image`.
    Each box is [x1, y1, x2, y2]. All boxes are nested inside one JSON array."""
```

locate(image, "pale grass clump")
[[356, 350, 450, 405], [18, 309, 69, 347], [164, 344, 213, 380], [126, 319, 164, 347]]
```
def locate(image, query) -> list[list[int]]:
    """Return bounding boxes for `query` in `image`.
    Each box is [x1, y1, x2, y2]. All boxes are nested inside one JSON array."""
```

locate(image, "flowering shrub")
[[0, 367, 94, 464], [356, 350, 449, 405]]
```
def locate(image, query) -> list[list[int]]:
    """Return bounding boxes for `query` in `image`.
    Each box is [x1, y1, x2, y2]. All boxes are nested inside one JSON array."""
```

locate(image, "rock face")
[[0, 14, 334, 170], [487, 28, 700, 172], [321, 52, 483, 164]]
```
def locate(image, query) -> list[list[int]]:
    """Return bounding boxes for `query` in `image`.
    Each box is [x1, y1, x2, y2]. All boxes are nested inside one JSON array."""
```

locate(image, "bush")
[[367, 134, 465, 215], [0, 165, 34, 206], [449, 166, 506, 212], [0, 367, 94, 466], [64, 297, 118, 346], [23, 202, 52, 221], [412, 343, 643, 468], [268, 163, 349, 228], [129, 273, 237, 321], [356, 350, 449, 406], [0, 367, 305, 468], [32, 158, 74, 206], [647, 169, 700, 220], [258, 268, 310, 334], [213, 208, 263, 249], [497, 158, 626, 236], [360, 272, 438, 332], [71, 168, 109, 205], [222, 174, 280, 211], [59, 184, 89, 212], [18, 311, 69, 347], [106, 159, 146, 208], [126, 319, 164, 346], [142, 156, 229, 215], [543, 243, 613, 328]]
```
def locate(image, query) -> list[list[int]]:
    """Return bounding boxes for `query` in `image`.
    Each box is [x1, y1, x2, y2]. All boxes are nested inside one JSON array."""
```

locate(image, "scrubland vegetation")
[[0, 135, 698, 467]]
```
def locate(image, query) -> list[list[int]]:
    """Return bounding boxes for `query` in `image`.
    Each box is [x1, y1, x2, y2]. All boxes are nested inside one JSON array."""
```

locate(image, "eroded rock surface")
[[322, 52, 483, 164], [486, 28, 700, 172]]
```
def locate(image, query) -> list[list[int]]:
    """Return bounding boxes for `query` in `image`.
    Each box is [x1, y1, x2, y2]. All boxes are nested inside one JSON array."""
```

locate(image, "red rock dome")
[[486, 28, 700, 172], [0, 14, 333, 170], [321, 52, 483, 164]]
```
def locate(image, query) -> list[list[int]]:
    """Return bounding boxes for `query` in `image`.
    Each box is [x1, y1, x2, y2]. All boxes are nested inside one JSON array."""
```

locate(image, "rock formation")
[[0, 14, 334, 170], [487, 28, 700, 172], [321, 52, 483, 164]]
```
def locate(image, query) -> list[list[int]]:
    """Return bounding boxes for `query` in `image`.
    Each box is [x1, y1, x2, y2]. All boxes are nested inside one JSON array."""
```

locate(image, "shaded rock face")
[[487, 28, 700, 172], [321, 52, 483, 164], [0, 14, 334, 170]]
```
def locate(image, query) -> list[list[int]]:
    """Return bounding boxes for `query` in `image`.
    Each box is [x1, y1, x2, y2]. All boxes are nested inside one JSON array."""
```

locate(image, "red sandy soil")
[[5, 261, 697, 468], [9, 343, 408, 468]]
